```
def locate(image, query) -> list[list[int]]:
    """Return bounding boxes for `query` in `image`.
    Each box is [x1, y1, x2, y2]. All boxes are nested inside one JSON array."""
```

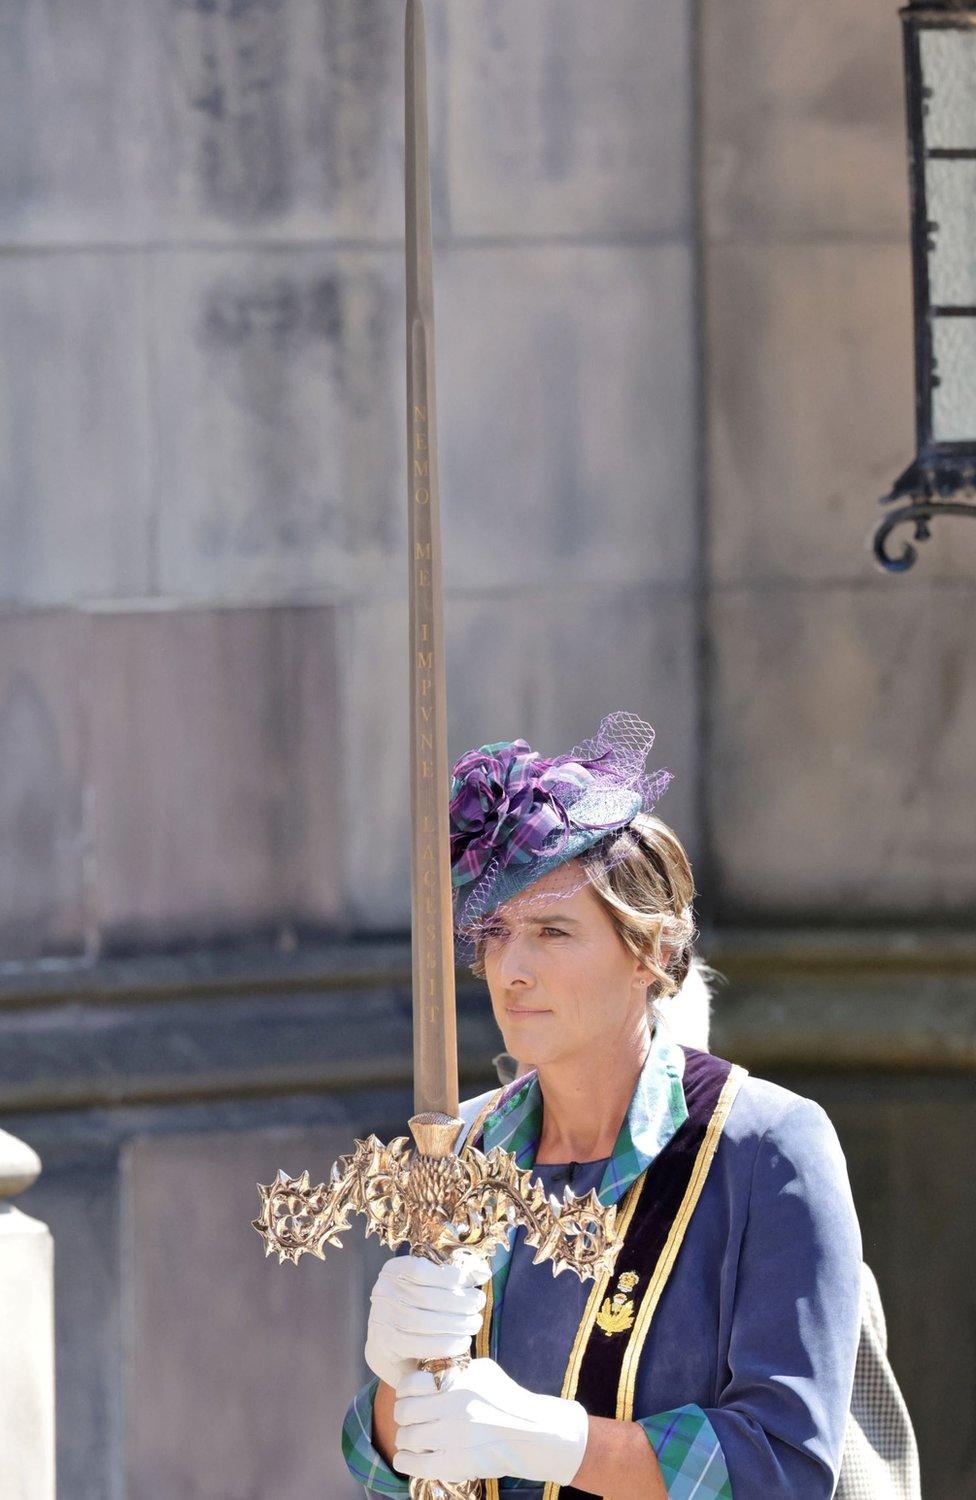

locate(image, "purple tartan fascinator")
[[449, 710, 674, 936]]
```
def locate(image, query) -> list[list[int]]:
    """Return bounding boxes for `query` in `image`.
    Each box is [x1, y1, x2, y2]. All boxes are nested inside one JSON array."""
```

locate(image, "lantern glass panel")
[[924, 159, 976, 306], [920, 29, 976, 149], [931, 315, 976, 441]]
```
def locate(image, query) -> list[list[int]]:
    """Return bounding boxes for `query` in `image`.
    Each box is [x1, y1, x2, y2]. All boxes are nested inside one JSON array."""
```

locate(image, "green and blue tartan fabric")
[[341, 1025, 732, 1498], [478, 1023, 689, 1357], [640, 1405, 734, 1500], [342, 1375, 407, 1498]]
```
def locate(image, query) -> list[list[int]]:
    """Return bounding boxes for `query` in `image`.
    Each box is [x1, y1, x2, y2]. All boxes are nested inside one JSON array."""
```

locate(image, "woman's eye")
[[541, 927, 567, 938], [481, 926, 505, 941]]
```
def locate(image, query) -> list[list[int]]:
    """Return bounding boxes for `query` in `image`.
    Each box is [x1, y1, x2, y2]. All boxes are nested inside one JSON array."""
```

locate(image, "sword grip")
[[408, 1112, 465, 1158]]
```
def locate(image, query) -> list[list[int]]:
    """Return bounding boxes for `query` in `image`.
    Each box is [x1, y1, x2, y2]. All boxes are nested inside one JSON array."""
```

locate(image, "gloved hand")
[[392, 1358, 590, 1485], [364, 1252, 490, 1391]]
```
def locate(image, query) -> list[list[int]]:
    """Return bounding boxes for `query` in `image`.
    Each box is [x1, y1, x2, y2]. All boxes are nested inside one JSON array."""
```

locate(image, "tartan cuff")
[[638, 1404, 733, 1500], [340, 1375, 411, 1497]]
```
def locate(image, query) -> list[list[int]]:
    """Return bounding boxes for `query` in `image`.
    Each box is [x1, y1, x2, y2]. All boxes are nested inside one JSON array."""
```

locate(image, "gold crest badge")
[[595, 1269, 640, 1336]]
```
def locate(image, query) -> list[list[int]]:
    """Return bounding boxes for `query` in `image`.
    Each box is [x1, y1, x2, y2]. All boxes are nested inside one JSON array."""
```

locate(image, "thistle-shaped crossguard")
[[253, 1111, 622, 1500]]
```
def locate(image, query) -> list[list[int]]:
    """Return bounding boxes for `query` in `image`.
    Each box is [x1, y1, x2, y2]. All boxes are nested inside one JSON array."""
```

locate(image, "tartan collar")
[[481, 1019, 689, 1205]]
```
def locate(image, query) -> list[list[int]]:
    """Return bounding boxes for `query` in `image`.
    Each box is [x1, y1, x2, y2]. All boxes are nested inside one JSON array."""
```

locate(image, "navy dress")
[[343, 1064, 862, 1498]]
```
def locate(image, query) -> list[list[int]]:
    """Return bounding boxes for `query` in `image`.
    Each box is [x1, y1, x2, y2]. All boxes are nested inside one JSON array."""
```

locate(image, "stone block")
[[708, 583, 976, 915], [123, 1126, 365, 1499], [702, 0, 909, 242], [148, 0, 423, 243], [448, 0, 692, 239], [88, 603, 342, 946], [152, 248, 406, 600], [0, 0, 156, 244], [0, 610, 87, 961], [340, 586, 699, 927], [0, 255, 153, 604], [703, 240, 976, 582], [439, 244, 697, 591], [0, 0, 421, 246], [337, 596, 410, 927]]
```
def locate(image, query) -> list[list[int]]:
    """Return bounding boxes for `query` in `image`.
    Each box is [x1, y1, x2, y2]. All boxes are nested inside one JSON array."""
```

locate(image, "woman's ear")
[[634, 943, 672, 990]]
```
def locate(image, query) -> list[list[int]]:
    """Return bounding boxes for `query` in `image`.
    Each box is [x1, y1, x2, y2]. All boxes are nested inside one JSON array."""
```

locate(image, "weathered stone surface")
[[0, 611, 87, 961], [152, 249, 405, 600], [153, 240, 695, 603], [0, 255, 153, 604], [153, 0, 433, 243], [702, 0, 908, 243], [0, 972, 507, 1115], [703, 240, 976, 582], [340, 587, 699, 927], [88, 604, 342, 946], [439, 244, 697, 590], [708, 582, 976, 914], [124, 1126, 366, 1499], [448, 0, 692, 239], [0, 0, 156, 244], [0, 0, 421, 246]]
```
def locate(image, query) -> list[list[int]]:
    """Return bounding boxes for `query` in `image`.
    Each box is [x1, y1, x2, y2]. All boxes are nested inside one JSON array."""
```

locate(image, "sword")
[[252, 9, 621, 1496], [405, 0, 458, 1125]]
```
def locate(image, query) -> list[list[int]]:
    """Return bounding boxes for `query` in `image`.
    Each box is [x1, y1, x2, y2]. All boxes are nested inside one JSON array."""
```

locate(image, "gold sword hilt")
[[253, 1114, 622, 1500], [253, 1113, 620, 1276]]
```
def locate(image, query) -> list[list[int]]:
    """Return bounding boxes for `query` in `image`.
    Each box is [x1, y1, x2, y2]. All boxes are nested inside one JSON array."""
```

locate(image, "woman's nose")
[[497, 933, 534, 985]]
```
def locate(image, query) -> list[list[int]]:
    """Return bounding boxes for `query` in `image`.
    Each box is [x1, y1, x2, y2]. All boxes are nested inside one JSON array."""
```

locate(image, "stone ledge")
[[0, 929, 971, 1119]]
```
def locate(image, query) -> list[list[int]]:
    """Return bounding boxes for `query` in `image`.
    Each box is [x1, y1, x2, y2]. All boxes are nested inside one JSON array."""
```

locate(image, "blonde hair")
[[469, 811, 697, 998], [580, 812, 696, 1000]]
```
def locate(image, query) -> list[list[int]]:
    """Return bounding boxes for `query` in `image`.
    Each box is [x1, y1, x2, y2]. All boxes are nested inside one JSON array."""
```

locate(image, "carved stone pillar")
[[0, 1130, 54, 1500]]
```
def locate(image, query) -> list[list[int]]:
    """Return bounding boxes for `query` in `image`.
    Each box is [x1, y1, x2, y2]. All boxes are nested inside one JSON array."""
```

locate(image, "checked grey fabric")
[[835, 1263, 922, 1500]]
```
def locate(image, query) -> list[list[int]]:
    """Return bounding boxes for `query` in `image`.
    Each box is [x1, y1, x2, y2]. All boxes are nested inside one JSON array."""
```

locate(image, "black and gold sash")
[[470, 1047, 747, 1500]]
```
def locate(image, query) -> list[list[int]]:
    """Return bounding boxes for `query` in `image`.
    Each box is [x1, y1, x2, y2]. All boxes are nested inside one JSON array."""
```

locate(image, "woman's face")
[[480, 861, 653, 1070]]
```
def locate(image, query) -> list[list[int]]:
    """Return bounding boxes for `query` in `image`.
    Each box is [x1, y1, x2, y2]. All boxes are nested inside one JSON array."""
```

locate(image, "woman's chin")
[[500, 1035, 551, 1070]]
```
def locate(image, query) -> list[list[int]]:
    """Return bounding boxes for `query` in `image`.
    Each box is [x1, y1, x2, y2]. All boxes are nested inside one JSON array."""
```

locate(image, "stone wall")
[[701, 0, 976, 916], [0, 0, 699, 959], [1, 2, 974, 1498]]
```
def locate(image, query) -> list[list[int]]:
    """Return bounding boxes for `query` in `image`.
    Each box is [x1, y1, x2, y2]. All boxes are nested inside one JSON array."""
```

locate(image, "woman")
[[342, 713, 862, 1498]]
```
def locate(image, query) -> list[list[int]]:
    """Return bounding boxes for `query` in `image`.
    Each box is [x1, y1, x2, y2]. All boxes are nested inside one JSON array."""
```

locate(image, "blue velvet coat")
[[342, 1031, 862, 1498]]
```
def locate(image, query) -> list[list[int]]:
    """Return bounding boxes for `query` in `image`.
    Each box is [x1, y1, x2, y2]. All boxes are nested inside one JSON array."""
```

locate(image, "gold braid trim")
[[539, 1171, 647, 1500], [464, 1085, 508, 1159], [478, 1279, 499, 1500], [615, 1064, 748, 1422]]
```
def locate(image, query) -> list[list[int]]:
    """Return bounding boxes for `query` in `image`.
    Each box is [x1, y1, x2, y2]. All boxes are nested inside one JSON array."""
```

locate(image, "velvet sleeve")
[[682, 1096, 862, 1496]]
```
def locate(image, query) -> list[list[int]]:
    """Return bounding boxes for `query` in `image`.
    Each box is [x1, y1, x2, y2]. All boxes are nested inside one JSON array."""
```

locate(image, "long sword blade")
[[405, 0, 459, 1120]]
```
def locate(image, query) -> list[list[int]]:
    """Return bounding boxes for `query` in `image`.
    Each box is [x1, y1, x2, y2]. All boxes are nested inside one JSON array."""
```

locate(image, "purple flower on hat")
[[449, 739, 612, 889], [449, 712, 674, 932]]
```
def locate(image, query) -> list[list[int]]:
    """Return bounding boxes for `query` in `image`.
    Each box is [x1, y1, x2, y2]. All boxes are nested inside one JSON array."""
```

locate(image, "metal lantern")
[[875, 1, 976, 570]]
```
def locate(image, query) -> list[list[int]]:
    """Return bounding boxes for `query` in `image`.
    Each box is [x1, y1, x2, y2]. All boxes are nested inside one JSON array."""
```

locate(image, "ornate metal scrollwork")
[[253, 1113, 622, 1500], [253, 1131, 619, 1279], [873, 498, 976, 571]]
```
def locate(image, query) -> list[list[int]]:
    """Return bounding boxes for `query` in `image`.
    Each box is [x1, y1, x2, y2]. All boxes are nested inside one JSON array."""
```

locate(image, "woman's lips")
[[505, 1006, 551, 1018]]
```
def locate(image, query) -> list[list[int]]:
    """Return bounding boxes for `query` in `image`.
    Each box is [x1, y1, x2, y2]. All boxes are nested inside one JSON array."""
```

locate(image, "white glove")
[[364, 1253, 490, 1391], [392, 1358, 590, 1486]]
